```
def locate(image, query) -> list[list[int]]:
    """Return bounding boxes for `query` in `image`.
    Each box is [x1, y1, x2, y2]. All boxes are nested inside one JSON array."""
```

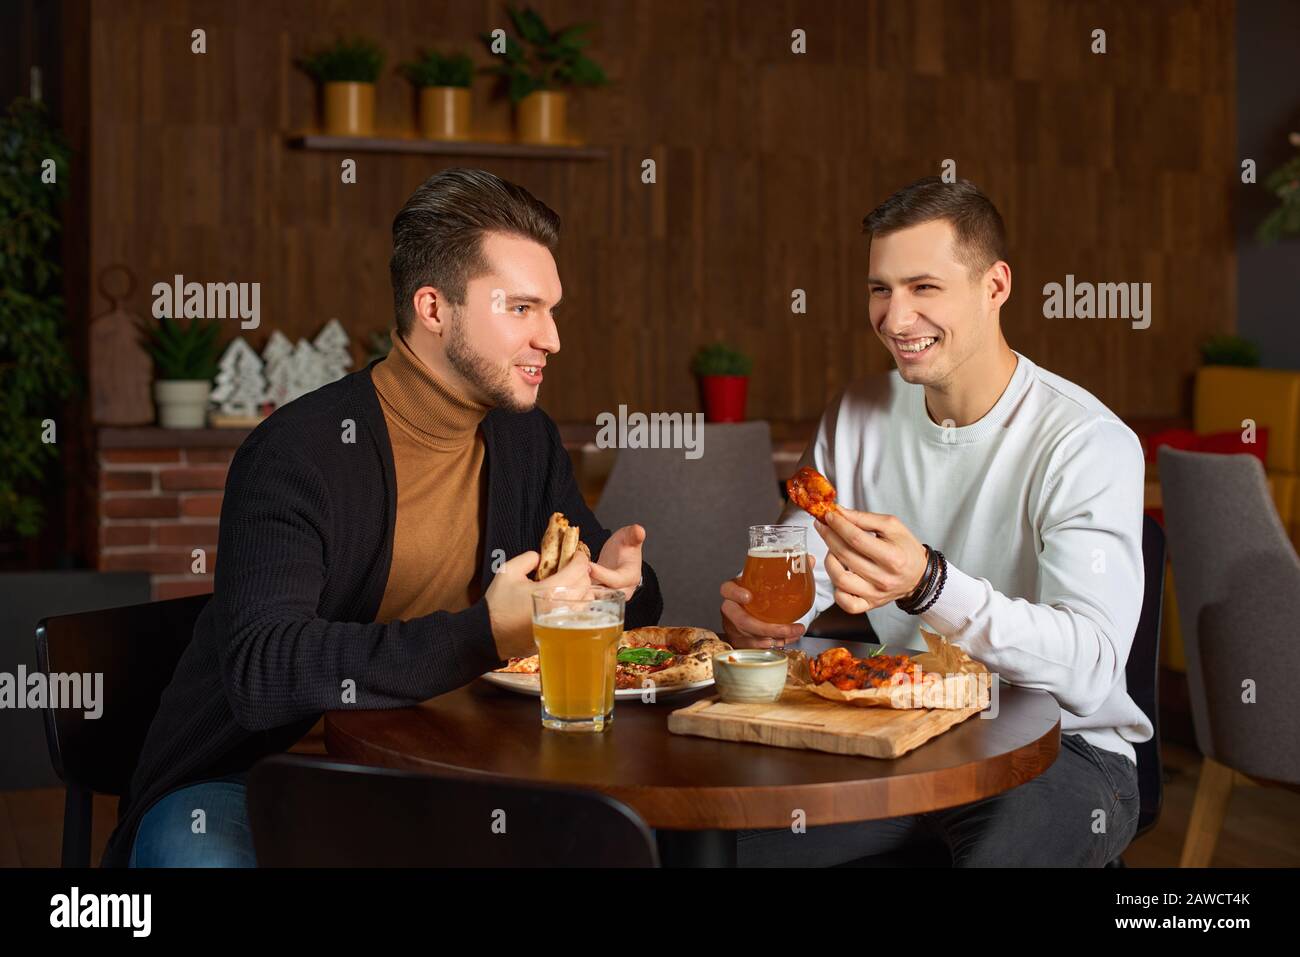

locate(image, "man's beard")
[[444, 306, 535, 413]]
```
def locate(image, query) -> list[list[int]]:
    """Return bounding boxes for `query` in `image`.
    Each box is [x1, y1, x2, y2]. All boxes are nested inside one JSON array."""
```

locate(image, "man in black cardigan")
[[104, 169, 663, 867]]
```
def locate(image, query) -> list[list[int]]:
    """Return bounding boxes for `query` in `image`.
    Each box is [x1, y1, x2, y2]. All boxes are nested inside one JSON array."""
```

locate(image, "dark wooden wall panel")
[[87, 0, 1237, 424]]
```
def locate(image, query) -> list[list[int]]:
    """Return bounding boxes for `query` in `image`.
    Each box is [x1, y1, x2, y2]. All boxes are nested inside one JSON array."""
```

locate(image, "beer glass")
[[531, 586, 625, 732], [741, 525, 815, 624]]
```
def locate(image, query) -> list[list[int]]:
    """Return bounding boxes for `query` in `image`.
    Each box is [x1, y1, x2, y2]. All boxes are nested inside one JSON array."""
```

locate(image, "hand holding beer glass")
[[532, 586, 625, 732], [720, 525, 816, 648]]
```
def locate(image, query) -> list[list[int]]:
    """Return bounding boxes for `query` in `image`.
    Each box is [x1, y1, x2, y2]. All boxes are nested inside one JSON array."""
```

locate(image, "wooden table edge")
[[324, 711, 1062, 831]]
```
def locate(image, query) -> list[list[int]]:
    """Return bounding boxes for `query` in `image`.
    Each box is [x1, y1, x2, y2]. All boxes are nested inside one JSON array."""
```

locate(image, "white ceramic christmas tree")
[[313, 318, 353, 385], [261, 331, 295, 409], [209, 337, 267, 425], [285, 338, 326, 404]]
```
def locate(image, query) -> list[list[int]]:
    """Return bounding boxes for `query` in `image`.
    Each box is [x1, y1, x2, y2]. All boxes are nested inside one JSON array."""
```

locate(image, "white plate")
[[480, 671, 714, 700]]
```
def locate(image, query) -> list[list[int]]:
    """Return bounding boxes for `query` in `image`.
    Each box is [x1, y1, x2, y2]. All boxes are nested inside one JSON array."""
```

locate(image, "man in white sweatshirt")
[[721, 177, 1150, 867]]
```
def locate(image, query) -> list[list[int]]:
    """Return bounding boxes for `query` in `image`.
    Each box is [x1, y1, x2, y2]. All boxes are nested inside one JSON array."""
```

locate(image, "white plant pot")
[[154, 380, 212, 429]]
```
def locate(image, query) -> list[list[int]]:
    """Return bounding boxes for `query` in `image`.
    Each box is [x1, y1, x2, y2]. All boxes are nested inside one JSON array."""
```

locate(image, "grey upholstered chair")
[[1158, 446, 1300, 866], [596, 421, 782, 628]]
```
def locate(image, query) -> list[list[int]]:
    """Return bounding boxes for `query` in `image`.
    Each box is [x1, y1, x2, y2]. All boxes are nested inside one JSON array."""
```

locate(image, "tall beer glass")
[[531, 586, 625, 732]]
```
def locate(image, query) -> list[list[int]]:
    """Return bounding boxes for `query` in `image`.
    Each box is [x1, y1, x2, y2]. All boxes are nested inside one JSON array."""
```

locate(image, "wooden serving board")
[[668, 689, 981, 759]]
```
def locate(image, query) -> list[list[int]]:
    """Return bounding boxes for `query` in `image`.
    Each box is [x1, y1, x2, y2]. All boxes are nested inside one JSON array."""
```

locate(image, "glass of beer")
[[741, 525, 815, 624], [531, 586, 625, 732]]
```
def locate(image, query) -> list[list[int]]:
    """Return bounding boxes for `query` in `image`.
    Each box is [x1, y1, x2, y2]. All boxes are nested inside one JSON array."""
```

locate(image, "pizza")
[[496, 626, 733, 691], [614, 626, 732, 690], [786, 466, 839, 520], [533, 511, 590, 581]]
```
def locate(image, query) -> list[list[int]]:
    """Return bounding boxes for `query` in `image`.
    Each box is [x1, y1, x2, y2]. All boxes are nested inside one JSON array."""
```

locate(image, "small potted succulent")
[[481, 4, 607, 145], [401, 49, 475, 141], [692, 343, 753, 423], [138, 316, 222, 428], [298, 37, 385, 137]]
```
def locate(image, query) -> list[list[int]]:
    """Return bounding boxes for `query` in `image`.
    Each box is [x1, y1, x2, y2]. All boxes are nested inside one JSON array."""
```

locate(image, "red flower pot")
[[700, 375, 749, 423]]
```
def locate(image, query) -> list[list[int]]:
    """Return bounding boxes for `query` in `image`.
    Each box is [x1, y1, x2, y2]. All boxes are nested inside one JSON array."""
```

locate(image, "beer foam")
[[534, 609, 622, 630], [747, 546, 807, 558]]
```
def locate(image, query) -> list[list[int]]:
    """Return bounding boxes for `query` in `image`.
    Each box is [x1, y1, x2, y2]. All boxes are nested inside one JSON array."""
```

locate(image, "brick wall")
[[96, 433, 243, 600]]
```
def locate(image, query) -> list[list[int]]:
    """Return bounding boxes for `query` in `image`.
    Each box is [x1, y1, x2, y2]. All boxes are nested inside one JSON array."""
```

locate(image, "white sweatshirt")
[[784, 351, 1152, 764]]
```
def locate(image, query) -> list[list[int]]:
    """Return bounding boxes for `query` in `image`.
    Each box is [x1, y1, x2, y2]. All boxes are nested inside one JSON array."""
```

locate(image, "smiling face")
[[867, 218, 1008, 390], [436, 231, 562, 413]]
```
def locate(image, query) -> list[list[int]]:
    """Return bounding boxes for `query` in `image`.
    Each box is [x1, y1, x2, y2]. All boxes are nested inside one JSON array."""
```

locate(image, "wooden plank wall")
[[86, 0, 1236, 424]]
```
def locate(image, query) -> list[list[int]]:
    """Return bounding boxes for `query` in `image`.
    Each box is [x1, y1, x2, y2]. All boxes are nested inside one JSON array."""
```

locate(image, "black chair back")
[[247, 754, 660, 867], [35, 593, 208, 866], [1128, 513, 1166, 837]]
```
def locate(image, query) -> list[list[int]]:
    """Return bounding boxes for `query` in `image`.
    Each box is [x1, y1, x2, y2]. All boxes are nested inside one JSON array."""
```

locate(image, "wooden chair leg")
[[61, 785, 93, 868], [1180, 756, 1234, 867]]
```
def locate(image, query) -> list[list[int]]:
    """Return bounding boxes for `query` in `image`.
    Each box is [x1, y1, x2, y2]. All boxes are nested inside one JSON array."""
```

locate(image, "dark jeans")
[[128, 772, 255, 868], [736, 734, 1140, 867]]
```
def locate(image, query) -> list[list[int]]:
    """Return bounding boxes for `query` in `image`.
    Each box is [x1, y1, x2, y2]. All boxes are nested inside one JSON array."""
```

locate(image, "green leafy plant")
[[0, 97, 78, 537], [1201, 334, 1260, 367], [137, 316, 222, 381], [401, 50, 474, 88], [1256, 132, 1300, 245], [297, 37, 385, 84], [691, 343, 753, 377], [480, 5, 608, 104]]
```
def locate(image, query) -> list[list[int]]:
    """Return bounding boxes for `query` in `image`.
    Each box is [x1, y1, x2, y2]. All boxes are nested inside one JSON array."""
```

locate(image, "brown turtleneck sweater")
[[371, 330, 490, 622]]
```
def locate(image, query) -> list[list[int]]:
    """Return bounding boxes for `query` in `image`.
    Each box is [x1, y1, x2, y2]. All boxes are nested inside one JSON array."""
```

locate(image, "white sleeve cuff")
[[919, 561, 987, 639]]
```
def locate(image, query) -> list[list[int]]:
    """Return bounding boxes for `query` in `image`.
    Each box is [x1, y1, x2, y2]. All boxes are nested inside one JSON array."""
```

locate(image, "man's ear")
[[410, 285, 449, 337], [985, 260, 1012, 310]]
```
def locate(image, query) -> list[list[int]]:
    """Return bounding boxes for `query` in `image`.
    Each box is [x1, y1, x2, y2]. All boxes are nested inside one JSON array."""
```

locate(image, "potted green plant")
[[1201, 334, 1261, 367], [1256, 132, 1300, 245], [138, 317, 222, 428], [298, 37, 385, 137], [481, 5, 607, 145], [691, 343, 753, 423], [401, 49, 475, 141], [0, 98, 78, 539]]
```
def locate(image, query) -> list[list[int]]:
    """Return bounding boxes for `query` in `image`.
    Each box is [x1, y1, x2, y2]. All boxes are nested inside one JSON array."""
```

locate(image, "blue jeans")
[[736, 734, 1141, 867], [128, 773, 256, 868]]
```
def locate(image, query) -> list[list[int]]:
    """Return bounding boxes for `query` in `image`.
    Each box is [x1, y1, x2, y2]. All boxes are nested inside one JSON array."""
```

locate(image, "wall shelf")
[[287, 134, 608, 160]]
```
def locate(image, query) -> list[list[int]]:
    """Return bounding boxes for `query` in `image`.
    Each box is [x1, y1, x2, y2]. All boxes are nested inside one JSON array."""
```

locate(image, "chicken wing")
[[786, 466, 839, 520]]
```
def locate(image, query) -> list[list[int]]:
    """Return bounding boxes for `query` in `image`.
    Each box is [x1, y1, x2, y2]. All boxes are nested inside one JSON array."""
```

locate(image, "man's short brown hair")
[[862, 176, 1008, 277], [389, 168, 561, 335]]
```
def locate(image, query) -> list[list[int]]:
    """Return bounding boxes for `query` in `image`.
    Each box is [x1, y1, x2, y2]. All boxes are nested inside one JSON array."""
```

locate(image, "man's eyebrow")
[[867, 274, 944, 285], [506, 294, 562, 308]]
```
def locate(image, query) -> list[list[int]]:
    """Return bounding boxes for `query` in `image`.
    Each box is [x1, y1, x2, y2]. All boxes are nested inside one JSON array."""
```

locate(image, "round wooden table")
[[325, 637, 1060, 866]]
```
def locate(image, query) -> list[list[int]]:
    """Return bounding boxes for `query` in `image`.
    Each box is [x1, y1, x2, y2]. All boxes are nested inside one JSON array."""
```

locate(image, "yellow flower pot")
[[419, 86, 471, 141], [516, 90, 567, 145], [323, 81, 375, 137]]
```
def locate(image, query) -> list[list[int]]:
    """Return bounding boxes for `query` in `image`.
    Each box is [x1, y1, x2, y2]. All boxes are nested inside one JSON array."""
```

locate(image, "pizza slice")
[[491, 627, 733, 692], [533, 512, 591, 581], [614, 626, 732, 690], [499, 655, 540, 674]]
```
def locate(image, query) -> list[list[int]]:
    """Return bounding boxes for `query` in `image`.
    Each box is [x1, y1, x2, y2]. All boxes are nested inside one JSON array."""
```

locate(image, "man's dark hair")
[[389, 168, 561, 334], [862, 177, 1008, 277]]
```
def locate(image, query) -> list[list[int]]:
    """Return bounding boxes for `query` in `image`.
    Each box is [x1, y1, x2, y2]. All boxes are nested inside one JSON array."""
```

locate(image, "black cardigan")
[[100, 362, 662, 867]]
